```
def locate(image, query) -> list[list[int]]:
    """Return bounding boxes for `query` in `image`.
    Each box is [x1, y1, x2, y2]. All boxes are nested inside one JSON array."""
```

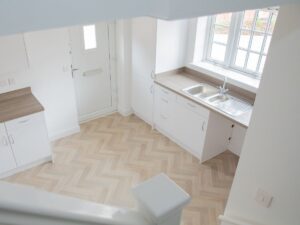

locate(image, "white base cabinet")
[[154, 85, 209, 160], [228, 123, 247, 156], [0, 112, 52, 177], [154, 84, 247, 162], [0, 124, 17, 174]]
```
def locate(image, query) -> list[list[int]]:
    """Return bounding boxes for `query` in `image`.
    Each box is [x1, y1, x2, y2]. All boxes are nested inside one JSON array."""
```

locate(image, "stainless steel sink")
[[182, 84, 219, 98], [207, 94, 229, 104], [207, 94, 252, 117], [182, 83, 252, 117]]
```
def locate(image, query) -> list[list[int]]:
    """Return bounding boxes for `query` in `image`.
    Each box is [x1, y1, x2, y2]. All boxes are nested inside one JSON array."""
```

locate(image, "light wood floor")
[[4, 113, 239, 225]]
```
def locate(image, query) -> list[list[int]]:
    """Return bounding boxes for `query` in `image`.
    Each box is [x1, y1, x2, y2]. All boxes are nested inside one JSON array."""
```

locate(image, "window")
[[204, 8, 278, 78], [83, 25, 97, 50]]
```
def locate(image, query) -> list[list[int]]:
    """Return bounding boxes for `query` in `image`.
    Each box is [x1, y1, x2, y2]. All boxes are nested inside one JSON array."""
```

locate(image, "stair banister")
[[0, 173, 190, 225]]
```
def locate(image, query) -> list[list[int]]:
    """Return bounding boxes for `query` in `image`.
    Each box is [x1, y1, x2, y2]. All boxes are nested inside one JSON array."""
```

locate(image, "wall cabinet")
[[0, 34, 29, 75], [154, 84, 247, 162], [0, 112, 51, 177]]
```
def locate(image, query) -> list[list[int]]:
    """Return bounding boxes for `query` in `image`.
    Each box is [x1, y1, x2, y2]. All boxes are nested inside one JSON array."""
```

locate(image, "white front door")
[[69, 23, 113, 122]]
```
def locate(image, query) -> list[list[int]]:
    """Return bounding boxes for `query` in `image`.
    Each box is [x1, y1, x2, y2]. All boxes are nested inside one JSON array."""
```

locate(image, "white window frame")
[[203, 8, 278, 79]]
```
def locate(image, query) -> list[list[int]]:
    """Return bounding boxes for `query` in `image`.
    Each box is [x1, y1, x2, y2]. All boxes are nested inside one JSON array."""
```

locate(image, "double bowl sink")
[[182, 83, 252, 117]]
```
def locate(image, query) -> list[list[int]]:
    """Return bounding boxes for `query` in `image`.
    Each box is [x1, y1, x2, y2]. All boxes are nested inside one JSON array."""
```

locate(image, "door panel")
[[173, 98, 208, 159], [69, 23, 112, 121], [6, 113, 51, 167], [0, 123, 16, 174], [131, 18, 157, 124]]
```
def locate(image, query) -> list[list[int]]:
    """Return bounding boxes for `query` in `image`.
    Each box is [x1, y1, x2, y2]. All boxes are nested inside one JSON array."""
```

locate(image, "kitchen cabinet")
[[154, 84, 247, 162], [154, 85, 209, 160], [0, 123, 17, 174], [131, 17, 157, 125], [0, 112, 51, 177], [131, 18, 189, 125], [228, 123, 247, 156], [0, 34, 28, 75], [154, 85, 176, 135]]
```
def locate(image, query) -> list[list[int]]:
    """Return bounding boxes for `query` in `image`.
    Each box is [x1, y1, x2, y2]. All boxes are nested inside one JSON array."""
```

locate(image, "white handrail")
[[0, 181, 150, 225], [0, 173, 190, 225]]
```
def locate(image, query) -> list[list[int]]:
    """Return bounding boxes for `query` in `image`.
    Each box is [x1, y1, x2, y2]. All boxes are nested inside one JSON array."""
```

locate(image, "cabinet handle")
[[2, 137, 8, 146], [162, 98, 168, 103], [187, 102, 196, 108], [150, 70, 155, 80], [19, 119, 30, 124], [161, 114, 167, 120], [8, 135, 14, 145], [162, 89, 169, 95], [202, 121, 206, 131]]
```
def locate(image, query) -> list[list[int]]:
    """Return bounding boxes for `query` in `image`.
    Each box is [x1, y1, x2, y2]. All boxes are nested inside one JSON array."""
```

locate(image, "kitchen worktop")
[[155, 71, 253, 128], [0, 87, 44, 123]]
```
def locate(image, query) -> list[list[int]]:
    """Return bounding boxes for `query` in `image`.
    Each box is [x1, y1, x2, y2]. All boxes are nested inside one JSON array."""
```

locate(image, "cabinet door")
[[173, 96, 209, 159], [0, 34, 28, 74], [0, 123, 17, 174], [5, 112, 51, 167], [228, 123, 247, 156], [131, 17, 157, 125]]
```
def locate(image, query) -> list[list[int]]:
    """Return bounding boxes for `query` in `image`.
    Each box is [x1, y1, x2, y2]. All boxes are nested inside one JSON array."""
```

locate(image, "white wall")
[[222, 3, 300, 225], [0, 0, 298, 36], [116, 20, 133, 116], [155, 19, 189, 74], [0, 29, 80, 140]]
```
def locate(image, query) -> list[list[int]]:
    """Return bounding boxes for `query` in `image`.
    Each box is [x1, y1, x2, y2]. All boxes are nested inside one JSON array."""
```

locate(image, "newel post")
[[132, 173, 191, 225]]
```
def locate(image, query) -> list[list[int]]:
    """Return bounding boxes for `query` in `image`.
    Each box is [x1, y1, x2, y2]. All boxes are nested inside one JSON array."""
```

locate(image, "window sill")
[[187, 62, 260, 93]]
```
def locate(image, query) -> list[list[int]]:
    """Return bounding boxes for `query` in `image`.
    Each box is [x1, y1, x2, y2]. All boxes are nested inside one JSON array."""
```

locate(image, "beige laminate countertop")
[[155, 72, 253, 128], [0, 87, 44, 123]]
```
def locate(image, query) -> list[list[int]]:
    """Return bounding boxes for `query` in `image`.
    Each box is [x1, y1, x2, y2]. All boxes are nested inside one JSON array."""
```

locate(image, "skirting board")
[[49, 126, 81, 141], [0, 156, 52, 179], [79, 107, 117, 124], [219, 215, 263, 225], [118, 108, 133, 117]]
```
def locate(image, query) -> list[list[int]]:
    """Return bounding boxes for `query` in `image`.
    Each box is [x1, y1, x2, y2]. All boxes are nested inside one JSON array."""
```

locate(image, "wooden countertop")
[[0, 87, 44, 123], [155, 72, 253, 128]]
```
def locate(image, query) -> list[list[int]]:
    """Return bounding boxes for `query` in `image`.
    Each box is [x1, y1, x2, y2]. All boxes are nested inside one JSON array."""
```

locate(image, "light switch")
[[255, 188, 273, 208]]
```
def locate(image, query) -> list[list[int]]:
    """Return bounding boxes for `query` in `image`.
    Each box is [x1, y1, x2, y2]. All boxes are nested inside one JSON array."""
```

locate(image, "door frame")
[[68, 22, 118, 124]]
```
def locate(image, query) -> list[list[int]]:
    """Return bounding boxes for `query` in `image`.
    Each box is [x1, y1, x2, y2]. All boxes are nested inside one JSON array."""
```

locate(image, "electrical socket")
[[255, 188, 273, 208]]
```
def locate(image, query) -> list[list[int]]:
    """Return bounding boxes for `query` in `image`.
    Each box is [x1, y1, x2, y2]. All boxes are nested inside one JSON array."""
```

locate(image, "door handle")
[[71, 67, 79, 78], [8, 135, 14, 145], [72, 68, 79, 72], [2, 137, 8, 146]]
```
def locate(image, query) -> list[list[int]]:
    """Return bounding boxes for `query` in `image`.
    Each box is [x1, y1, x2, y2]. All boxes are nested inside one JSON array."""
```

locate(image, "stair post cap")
[[132, 173, 191, 223]]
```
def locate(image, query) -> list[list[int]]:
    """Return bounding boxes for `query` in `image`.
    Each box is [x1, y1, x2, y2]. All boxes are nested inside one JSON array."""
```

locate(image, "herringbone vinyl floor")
[[4, 113, 238, 225]]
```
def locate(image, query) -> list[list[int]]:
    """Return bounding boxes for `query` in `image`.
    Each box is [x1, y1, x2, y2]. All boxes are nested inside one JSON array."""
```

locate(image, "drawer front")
[[157, 85, 173, 99], [176, 95, 209, 118], [5, 112, 44, 131]]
